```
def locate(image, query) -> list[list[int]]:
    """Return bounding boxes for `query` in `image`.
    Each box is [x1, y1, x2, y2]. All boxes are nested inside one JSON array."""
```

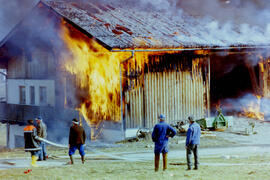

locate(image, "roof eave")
[[40, 0, 113, 51]]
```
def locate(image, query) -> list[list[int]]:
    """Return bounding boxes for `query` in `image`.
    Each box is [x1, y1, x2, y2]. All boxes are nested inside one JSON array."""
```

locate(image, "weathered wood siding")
[[259, 59, 270, 97], [7, 48, 55, 79], [124, 53, 210, 129]]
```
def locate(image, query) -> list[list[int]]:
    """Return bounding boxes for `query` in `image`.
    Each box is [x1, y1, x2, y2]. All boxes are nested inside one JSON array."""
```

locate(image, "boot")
[[81, 155, 85, 164], [162, 153, 167, 171], [31, 155, 38, 167], [69, 155, 74, 165], [154, 154, 160, 172]]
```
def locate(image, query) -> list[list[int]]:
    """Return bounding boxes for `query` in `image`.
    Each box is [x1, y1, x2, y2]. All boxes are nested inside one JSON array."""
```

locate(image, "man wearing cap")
[[186, 115, 201, 170], [152, 114, 176, 171], [24, 119, 41, 167], [68, 118, 86, 164], [36, 116, 47, 161]]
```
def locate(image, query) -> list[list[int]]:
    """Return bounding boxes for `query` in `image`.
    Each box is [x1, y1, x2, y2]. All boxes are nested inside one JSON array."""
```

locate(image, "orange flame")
[[59, 21, 129, 126], [58, 20, 207, 129], [241, 95, 264, 120]]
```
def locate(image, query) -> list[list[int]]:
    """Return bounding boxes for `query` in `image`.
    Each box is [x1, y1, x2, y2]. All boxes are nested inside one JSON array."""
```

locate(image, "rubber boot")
[[31, 155, 38, 167], [81, 155, 85, 164], [154, 154, 160, 172], [69, 155, 74, 165], [162, 153, 167, 171]]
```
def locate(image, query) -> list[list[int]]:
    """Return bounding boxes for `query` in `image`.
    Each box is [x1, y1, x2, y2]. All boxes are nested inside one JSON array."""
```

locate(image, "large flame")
[[59, 21, 129, 126], [58, 20, 208, 129], [240, 95, 264, 120]]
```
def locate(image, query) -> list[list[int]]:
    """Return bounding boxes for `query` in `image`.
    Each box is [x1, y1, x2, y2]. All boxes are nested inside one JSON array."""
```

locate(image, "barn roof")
[[41, 0, 270, 50]]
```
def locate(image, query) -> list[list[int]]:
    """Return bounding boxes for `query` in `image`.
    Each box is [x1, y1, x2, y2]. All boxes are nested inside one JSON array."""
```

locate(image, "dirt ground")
[[1, 117, 270, 179]]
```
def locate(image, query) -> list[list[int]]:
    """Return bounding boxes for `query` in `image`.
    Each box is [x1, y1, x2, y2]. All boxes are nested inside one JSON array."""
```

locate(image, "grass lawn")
[[0, 155, 270, 180]]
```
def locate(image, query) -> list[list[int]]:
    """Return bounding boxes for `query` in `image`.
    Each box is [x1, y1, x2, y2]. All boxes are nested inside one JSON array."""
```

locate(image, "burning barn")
[[0, 0, 270, 148]]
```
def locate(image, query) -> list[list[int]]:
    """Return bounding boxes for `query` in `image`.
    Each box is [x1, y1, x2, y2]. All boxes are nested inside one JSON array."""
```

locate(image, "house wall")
[[7, 49, 55, 79], [7, 124, 24, 149], [0, 123, 6, 147], [7, 79, 55, 106]]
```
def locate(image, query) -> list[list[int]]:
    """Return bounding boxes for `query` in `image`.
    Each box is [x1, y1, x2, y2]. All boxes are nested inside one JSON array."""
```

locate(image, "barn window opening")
[[39, 86, 47, 105], [0, 69, 6, 102], [30, 86, 35, 105], [19, 86, 26, 104]]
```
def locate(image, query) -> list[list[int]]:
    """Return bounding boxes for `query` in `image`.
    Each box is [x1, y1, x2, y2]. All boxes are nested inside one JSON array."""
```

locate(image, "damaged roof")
[[41, 0, 270, 49]]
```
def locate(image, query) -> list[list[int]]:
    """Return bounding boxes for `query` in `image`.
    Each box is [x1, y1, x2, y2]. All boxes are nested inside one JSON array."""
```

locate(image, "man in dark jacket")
[[186, 115, 201, 170], [68, 118, 86, 164], [36, 116, 47, 161], [152, 114, 176, 171], [24, 119, 41, 167]]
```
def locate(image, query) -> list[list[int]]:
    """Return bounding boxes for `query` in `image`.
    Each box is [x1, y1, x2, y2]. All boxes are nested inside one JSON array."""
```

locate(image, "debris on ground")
[[171, 121, 189, 134], [136, 128, 152, 140], [169, 162, 186, 166], [117, 128, 152, 143], [116, 137, 139, 143], [248, 171, 256, 175], [2, 161, 16, 165]]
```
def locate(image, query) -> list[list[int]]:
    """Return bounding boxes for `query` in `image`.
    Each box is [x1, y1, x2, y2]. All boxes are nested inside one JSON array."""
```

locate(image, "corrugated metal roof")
[[43, 0, 270, 49]]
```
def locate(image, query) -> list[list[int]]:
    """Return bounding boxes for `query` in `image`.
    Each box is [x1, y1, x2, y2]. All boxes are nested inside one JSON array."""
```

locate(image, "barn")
[[0, 0, 269, 148]]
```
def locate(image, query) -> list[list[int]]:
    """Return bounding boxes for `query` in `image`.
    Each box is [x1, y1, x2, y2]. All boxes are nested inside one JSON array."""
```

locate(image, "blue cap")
[[158, 114, 166, 120], [36, 116, 43, 121]]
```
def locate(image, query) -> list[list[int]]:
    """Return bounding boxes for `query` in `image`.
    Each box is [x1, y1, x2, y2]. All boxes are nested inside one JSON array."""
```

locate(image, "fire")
[[240, 95, 264, 120], [59, 21, 129, 126], [58, 20, 207, 130]]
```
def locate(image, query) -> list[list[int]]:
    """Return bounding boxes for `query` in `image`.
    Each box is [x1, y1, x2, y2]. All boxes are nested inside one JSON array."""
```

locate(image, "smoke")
[[93, 0, 270, 27], [221, 93, 270, 120], [177, 0, 270, 27], [1, 0, 270, 142], [0, 0, 39, 41]]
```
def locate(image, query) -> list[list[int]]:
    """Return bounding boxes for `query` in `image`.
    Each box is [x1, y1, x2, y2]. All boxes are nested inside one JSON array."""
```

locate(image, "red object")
[[24, 169, 32, 174], [112, 29, 123, 35]]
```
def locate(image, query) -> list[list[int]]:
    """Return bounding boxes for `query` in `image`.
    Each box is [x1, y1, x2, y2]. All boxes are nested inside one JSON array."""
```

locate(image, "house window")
[[19, 86, 26, 104], [30, 86, 35, 105], [39, 86, 47, 105]]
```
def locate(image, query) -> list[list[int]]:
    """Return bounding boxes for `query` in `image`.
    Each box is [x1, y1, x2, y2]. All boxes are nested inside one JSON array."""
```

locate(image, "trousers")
[[154, 153, 167, 171], [186, 144, 199, 169]]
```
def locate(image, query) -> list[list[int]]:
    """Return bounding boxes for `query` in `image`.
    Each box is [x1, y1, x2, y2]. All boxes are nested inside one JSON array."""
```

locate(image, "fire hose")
[[36, 137, 68, 148], [35, 137, 139, 161]]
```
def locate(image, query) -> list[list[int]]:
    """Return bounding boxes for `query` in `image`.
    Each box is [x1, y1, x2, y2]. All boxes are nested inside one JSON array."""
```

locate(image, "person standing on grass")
[[68, 118, 86, 164], [36, 116, 47, 161], [24, 119, 41, 167], [152, 114, 176, 171], [186, 115, 201, 170]]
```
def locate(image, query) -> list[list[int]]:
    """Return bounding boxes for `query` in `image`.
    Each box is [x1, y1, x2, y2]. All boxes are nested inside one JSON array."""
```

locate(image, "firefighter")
[[68, 118, 86, 164], [35, 116, 47, 161], [24, 119, 41, 167], [152, 114, 176, 171]]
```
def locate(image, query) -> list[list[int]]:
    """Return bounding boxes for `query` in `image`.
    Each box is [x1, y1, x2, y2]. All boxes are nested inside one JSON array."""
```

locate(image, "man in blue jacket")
[[186, 115, 201, 170], [152, 114, 176, 171]]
